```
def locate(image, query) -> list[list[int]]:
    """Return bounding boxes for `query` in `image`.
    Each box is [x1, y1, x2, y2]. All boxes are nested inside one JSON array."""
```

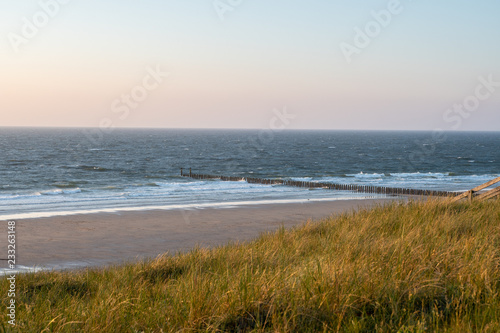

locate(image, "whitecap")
[[63, 188, 82, 194], [41, 189, 63, 195]]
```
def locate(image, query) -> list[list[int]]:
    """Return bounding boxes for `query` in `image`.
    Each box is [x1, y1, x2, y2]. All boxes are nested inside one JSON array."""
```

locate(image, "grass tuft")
[[138, 255, 187, 283]]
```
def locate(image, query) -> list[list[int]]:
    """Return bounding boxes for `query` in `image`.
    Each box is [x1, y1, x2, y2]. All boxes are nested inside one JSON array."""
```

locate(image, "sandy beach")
[[2, 198, 396, 271]]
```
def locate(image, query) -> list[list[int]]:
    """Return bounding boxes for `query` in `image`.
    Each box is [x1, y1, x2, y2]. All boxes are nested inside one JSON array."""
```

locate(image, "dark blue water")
[[0, 128, 498, 219]]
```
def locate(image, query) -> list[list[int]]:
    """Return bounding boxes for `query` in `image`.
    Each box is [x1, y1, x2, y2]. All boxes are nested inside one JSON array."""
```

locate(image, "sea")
[[0, 128, 499, 220]]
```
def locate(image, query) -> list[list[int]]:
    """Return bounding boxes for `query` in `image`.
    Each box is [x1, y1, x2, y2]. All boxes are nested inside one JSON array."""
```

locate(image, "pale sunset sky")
[[1, 1, 499, 130]]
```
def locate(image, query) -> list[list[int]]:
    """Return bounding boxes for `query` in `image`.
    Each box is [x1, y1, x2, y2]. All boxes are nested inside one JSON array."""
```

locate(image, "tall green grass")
[[1, 199, 500, 332]]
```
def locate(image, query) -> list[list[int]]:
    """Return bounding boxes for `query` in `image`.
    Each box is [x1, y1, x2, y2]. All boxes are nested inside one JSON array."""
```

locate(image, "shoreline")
[[1, 198, 399, 273], [0, 195, 390, 221]]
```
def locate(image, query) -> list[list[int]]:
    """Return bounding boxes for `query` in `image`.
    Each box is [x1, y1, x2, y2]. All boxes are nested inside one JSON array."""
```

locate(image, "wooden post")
[[180, 168, 183, 176], [189, 168, 192, 177]]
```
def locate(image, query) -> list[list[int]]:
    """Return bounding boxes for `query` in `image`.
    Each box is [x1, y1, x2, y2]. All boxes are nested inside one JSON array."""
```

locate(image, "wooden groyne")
[[180, 168, 455, 197]]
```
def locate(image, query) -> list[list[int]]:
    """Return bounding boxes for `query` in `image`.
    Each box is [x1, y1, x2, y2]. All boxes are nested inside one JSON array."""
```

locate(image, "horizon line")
[[0, 125, 498, 133]]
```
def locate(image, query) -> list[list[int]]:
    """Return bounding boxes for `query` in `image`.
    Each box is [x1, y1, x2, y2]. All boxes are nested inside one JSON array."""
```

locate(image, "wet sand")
[[1, 198, 397, 270]]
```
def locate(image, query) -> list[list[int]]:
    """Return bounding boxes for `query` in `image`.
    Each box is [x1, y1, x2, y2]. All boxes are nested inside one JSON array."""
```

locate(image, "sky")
[[1, 0, 499, 131]]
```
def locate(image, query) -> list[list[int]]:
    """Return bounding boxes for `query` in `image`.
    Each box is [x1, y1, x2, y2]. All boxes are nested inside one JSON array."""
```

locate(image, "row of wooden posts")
[[180, 168, 456, 197]]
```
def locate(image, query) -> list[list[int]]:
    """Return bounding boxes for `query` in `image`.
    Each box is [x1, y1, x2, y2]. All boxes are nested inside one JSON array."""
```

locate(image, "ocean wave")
[[389, 172, 449, 179], [41, 189, 63, 195], [79, 165, 112, 172], [61, 165, 113, 172], [128, 183, 161, 188], [352, 172, 384, 179], [0, 265, 45, 276], [100, 186, 125, 190], [52, 182, 80, 189], [7, 159, 28, 166], [41, 188, 82, 195], [155, 181, 207, 188], [63, 188, 82, 194], [0, 193, 42, 200], [144, 175, 167, 180], [303, 172, 499, 190], [290, 177, 313, 181]]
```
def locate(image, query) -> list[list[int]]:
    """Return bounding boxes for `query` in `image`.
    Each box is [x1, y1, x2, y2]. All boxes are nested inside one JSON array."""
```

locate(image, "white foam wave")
[[41, 189, 63, 195], [63, 188, 82, 194], [0, 192, 42, 200], [0, 196, 386, 220], [290, 177, 313, 181], [0, 265, 45, 276], [40, 188, 82, 195]]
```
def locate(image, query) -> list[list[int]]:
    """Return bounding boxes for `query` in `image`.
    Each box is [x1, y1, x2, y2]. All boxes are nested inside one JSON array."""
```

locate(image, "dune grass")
[[1, 199, 500, 332]]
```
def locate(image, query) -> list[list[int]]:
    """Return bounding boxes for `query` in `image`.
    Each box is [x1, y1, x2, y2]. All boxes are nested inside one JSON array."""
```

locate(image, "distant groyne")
[[180, 168, 455, 197]]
